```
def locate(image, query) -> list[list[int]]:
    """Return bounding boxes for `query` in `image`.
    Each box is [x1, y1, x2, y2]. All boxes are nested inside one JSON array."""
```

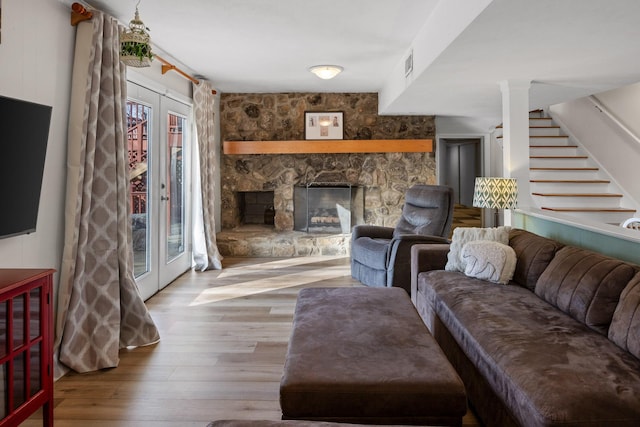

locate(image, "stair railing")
[[588, 95, 640, 147]]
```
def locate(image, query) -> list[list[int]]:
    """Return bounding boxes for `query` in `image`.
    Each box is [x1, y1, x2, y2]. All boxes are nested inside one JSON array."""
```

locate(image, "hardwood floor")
[[451, 204, 483, 232], [26, 256, 479, 426]]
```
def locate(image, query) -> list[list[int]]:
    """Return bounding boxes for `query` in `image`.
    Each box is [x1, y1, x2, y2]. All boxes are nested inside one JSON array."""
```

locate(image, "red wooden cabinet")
[[0, 269, 54, 427]]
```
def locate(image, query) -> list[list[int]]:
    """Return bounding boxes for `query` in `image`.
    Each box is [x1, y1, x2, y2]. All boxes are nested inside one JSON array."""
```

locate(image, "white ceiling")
[[80, 0, 640, 129]]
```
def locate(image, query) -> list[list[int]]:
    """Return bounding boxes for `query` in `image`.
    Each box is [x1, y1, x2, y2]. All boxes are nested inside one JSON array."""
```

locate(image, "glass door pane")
[[166, 113, 186, 262], [157, 97, 192, 291], [126, 100, 152, 278], [127, 81, 192, 300]]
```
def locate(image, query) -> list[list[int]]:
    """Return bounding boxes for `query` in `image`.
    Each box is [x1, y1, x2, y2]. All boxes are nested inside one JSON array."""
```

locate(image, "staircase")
[[499, 112, 636, 225]]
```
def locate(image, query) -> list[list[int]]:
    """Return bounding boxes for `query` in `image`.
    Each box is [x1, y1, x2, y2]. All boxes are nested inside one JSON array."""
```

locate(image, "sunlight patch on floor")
[[216, 255, 348, 279], [190, 264, 350, 306]]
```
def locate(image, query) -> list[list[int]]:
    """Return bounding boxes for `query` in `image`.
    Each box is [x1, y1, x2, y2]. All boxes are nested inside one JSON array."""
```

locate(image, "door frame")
[[441, 138, 482, 206], [436, 133, 491, 225], [436, 134, 490, 186]]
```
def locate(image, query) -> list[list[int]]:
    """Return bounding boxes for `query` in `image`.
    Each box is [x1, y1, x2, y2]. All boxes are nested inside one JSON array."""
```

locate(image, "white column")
[[499, 80, 532, 225]]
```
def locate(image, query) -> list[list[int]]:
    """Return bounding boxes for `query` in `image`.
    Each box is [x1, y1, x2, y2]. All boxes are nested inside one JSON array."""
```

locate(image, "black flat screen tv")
[[0, 95, 52, 239]]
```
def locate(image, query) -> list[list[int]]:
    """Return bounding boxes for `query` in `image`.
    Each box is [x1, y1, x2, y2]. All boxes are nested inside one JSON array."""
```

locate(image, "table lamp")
[[472, 177, 518, 226]]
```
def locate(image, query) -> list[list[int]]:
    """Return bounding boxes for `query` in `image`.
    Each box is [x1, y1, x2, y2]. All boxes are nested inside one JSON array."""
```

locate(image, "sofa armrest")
[[351, 224, 394, 240], [410, 243, 451, 304], [386, 235, 452, 293]]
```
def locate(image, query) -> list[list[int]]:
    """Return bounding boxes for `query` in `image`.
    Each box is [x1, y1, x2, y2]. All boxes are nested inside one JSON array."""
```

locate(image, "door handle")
[[160, 196, 170, 201]]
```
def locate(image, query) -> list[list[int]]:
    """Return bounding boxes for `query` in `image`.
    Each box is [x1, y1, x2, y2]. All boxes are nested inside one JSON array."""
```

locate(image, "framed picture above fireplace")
[[304, 111, 344, 140]]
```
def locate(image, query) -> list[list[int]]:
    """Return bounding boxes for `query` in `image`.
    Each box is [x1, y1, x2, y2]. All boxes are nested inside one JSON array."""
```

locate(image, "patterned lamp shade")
[[473, 177, 518, 209]]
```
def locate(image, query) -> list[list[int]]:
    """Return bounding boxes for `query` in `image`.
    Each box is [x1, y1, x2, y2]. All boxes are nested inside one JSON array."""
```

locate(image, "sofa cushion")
[[609, 272, 640, 359], [461, 240, 516, 284], [534, 246, 638, 335], [508, 229, 564, 291], [417, 270, 640, 427], [445, 226, 510, 273]]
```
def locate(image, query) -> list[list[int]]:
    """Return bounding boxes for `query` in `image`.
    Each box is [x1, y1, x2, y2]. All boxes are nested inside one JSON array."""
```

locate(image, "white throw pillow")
[[461, 240, 517, 284], [445, 226, 511, 272]]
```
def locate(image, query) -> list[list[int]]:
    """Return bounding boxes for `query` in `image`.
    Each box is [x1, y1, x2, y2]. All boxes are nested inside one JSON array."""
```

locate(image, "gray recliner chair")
[[350, 184, 454, 294]]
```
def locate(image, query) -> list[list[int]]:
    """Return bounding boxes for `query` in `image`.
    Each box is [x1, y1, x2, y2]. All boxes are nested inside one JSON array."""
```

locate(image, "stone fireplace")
[[217, 92, 437, 256]]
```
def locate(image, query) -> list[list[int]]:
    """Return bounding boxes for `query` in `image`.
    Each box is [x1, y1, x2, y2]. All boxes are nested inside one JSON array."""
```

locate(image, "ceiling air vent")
[[405, 50, 413, 77]]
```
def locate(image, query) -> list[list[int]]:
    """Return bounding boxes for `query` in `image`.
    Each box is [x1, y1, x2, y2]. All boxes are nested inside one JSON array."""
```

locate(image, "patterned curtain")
[[55, 11, 160, 376], [192, 81, 223, 270]]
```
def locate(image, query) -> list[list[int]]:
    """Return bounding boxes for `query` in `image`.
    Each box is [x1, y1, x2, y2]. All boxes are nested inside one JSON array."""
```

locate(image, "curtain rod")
[[70, 2, 217, 95], [70, 2, 92, 25]]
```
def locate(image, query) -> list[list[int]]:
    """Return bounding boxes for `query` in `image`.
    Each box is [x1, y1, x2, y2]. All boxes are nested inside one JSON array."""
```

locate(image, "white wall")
[[596, 82, 640, 142], [0, 0, 74, 273], [0, 1, 215, 293], [126, 55, 193, 101], [379, 0, 494, 114]]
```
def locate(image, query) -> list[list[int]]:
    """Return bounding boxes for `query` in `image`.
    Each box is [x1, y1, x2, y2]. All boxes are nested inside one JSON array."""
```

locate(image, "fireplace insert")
[[294, 183, 361, 233]]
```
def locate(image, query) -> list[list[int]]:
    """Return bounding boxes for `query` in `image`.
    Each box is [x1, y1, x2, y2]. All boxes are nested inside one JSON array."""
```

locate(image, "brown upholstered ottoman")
[[208, 421, 410, 427], [279, 287, 466, 426]]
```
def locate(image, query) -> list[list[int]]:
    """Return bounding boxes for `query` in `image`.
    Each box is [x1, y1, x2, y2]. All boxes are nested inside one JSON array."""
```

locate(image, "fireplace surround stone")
[[218, 92, 437, 256]]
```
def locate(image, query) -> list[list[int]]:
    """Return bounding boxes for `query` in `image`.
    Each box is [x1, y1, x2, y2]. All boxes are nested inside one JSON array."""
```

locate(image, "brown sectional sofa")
[[411, 228, 640, 427]]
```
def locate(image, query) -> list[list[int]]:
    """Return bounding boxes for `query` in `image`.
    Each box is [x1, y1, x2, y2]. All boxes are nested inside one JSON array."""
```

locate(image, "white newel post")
[[499, 80, 532, 225]]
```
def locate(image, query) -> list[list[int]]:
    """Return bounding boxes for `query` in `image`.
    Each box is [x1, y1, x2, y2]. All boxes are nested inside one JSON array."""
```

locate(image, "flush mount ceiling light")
[[309, 65, 344, 80]]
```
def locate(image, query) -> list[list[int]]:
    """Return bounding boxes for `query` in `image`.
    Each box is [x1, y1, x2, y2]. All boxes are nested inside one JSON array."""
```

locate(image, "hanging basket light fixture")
[[120, 2, 152, 67]]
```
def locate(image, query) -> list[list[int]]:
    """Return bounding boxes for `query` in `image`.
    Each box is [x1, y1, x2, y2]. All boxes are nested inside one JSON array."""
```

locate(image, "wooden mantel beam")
[[223, 139, 433, 155]]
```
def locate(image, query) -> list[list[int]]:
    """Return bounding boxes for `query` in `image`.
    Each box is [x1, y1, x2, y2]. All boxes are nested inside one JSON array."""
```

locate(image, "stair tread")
[[541, 207, 635, 212], [530, 179, 610, 183], [498, 135, 568, 139], [530, 167, 599, 170], [530, 145, 578, 148], [530, 156, 588, 159], [532, 192, 622, 197], [496, 125, 560, 129]]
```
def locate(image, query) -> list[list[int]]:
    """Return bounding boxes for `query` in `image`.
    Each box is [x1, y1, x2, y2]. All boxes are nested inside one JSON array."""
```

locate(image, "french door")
[[126, 82, 192, 300]]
